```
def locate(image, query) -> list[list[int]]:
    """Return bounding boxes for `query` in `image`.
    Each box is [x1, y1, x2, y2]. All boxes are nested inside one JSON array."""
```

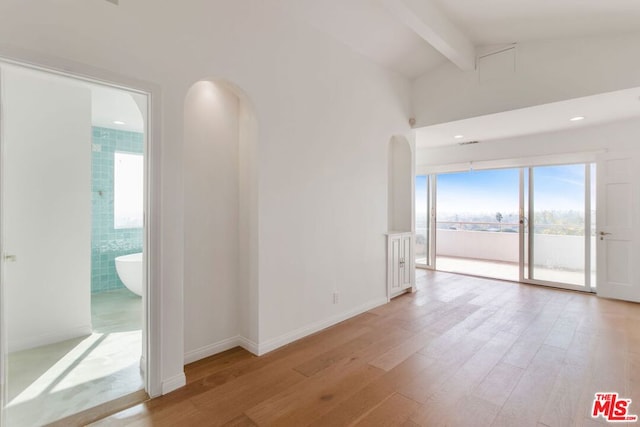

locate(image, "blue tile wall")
[[91, 127, 144, 293]]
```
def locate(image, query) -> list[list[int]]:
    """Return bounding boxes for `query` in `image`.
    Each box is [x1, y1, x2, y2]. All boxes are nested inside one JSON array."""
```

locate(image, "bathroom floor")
[[5, 289, 144, 427]]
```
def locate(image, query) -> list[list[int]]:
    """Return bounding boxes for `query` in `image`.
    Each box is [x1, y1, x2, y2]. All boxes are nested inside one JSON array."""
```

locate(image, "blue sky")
[[416, 165, 589, 215]]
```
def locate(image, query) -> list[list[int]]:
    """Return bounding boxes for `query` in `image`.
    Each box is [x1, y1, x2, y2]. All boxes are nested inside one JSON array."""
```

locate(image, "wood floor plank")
[[92, 270, 640, 427], [352, 393, 420, 426], [221, 414, 258, 426], [369, 329, 437, 372], [186, 347, 255, 383], [404, 330, 519, 425], [398, 335, 489, 403], [472, 362, 524, 407], [243, 325, 413, 425], [308, 353, 433, 427], [245, 364, 384, 426], [91, 399, 208, 427], [538, 361, 592, 427], [493, 344, 567, 426], [189, 365, 307, 426], [293, 335, 375, 377], [410, 394, 500, 427]]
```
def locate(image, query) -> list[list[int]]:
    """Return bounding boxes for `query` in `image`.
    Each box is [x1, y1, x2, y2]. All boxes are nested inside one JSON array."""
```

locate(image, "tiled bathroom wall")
[[91, 127, 144, 293]]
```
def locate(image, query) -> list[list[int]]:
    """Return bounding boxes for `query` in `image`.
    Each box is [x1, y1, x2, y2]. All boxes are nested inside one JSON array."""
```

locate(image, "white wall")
[[388, 136, 413, 232], [413, 33, 640, 127], [0, 0, 411, 391], [183, 81, 241, 361], [237, 91, 260, 346], [437, 230, 595, 272], [3, 66, 92, 352], [437, 230, 518, 263], [417, 119, 640, 168]]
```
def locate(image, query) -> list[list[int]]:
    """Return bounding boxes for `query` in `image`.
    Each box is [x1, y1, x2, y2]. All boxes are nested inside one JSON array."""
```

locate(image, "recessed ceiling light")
[[113, 120, 126, 125], [570, 116, 585, 122], [454, 135, 464, 139]]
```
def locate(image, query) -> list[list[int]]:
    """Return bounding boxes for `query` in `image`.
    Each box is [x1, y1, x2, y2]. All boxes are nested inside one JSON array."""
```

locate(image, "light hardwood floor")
[[91, 270, 640, 426]]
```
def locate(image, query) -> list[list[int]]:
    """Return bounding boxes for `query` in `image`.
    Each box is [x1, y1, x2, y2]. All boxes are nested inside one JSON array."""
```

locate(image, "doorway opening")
[[0, 62, 149, 426], [416, 162, 596, 292]]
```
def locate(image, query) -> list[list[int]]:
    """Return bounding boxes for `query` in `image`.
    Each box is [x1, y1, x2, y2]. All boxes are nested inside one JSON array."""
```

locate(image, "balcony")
[[416, 221, 596, 286]]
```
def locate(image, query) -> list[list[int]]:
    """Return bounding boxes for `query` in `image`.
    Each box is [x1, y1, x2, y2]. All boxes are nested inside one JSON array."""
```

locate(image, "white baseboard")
[[9, 324, 93, 353], [161, 373, 186, 395], [181, 297, 388, 365], [237, 336, 259, 355], [257, 297, 388, 355], [184, 336, 245, 365]]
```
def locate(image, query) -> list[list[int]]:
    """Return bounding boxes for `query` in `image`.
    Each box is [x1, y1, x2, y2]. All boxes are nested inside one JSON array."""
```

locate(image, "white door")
[[2, 66, 92, 352], [596, 151, 640, 302], [400, 234, 412, 289], [388, 235, 402, 297]]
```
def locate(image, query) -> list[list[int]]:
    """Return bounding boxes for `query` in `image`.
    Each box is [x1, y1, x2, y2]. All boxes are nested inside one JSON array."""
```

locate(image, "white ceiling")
[[274, 1, 640, 147], [273, 0, 447, 78], [91, 86, 145, 133], [432, 0, 640, 46], [274, 0, 640, 78], [4, 63, 145, 133], [415, 87, 640, 148]]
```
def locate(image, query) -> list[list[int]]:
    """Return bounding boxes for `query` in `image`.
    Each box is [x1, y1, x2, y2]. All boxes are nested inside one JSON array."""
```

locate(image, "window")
[[114, 151, 143, 229]]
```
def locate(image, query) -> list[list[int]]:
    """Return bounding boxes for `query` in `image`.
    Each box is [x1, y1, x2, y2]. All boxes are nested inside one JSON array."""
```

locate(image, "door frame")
[[417, 153, 601, 292], [415, 174, 437, 270], [595, 151, 640, 302], [518, 163, 595, 293], [0, 52, 163, 422]]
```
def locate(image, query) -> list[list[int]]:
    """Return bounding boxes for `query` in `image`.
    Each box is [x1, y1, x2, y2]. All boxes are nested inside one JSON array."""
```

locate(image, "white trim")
[[417, 150, 605, 175], [8, 325, 92, 353], [0, 47, 165, 399], [183, 335, 261, 365], [0, 65, 7, 427], [184, 336, 243, 365], [256, 297, 388, 356], [161, 373, 186, 395], [237, 336, 259, 355], [389, 288, 412, 300], [584, 163, 592, 292], [183, 335, 260, 365]]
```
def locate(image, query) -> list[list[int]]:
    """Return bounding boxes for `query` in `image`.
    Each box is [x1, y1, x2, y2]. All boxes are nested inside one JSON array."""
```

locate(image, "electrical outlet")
[[332, 291, 339, 304]]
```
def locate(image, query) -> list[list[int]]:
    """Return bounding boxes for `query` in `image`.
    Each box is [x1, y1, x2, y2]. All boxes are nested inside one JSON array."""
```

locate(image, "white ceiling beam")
[[380, 0, 476, 71]]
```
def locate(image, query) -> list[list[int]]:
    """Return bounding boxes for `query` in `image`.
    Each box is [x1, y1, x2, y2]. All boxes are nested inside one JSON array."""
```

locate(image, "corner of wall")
[[161, 373, 187, 395], [255, 297, 388, 356], [183, 334, 260, 365]]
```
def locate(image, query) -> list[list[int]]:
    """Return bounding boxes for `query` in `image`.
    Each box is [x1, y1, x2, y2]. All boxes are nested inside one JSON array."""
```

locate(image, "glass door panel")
[[415, 175, 430, 267], [524, 164, 587, 287], [435, 168, 520, 281]]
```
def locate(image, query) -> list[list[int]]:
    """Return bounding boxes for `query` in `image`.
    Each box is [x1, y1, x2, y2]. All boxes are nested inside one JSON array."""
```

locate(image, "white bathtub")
[[115, 252, 143, 297]]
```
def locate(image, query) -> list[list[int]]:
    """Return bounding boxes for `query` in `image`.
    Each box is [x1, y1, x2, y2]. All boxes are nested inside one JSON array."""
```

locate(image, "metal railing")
[[436, 221, 519, 232], [434, 221, 587, 236]]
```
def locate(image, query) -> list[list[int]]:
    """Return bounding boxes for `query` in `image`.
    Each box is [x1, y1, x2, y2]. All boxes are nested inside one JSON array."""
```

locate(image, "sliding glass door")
[[521, 164, 595, 291], [415, 175, 435, 268], [417, 162, 596, 292]]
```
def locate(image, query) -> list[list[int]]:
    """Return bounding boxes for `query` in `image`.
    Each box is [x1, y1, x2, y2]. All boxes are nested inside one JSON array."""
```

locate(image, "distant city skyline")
[[416, 164, 592, 216]]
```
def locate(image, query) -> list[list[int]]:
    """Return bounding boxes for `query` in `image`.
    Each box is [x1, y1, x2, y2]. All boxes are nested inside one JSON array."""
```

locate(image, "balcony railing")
[[436, 221, 519, 233], [417, 220, 594, 286], [434, 220, 588, 235], [417, 221, 594, 270]]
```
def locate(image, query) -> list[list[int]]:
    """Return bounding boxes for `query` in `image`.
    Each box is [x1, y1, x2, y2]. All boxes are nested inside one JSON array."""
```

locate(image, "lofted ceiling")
[[274, 0, 640, 147], [271, 0, 447, 78], [415, 87, 640, 148], [432, 0, 640, 46], [91, 85, 145, 133], [274, 0, 640, 78]]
